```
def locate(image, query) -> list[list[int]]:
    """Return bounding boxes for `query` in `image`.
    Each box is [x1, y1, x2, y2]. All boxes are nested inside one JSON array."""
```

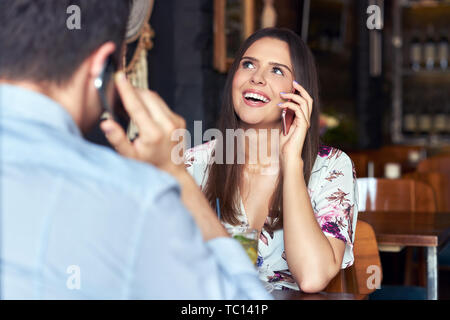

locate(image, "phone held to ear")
[[95, 55, 117, 120], [281, 88, 297, 136], [281, 108, 295, 136]]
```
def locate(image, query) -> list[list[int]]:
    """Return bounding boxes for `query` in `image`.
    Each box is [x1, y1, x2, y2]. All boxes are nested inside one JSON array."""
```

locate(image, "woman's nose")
[[250, 71, 266, 86]]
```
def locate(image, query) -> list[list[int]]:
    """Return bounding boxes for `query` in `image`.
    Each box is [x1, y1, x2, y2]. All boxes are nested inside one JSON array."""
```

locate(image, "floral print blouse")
[[184, 140, 358, 291]]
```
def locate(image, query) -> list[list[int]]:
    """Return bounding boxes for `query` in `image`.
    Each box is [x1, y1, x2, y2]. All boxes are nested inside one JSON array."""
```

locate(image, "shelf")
[[402, 69, 450, 76], [401, 0, 450, 8], [394, 133, 450, 145]]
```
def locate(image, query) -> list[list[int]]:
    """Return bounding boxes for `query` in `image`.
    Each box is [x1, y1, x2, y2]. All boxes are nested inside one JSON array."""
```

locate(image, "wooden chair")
[[417, 154, 450, 174], [364, 145, 426, 178], [357, 177, 437, 287], [404, 170, 450, 273], [403, 171, 450, 212], [357, 178, 437, 212], [326, 220, 382, 295], [347, 152, 369, 178], [414, 154, 450, 211]]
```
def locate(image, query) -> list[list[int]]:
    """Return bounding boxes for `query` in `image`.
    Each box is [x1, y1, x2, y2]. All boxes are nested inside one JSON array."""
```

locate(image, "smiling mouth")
[[242, 91, 271, 107]]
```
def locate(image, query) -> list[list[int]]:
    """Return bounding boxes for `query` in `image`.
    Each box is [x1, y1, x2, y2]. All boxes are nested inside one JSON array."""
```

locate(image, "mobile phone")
[[281, 88, 297, 136], [95, 55, 117, 120], [282, 108, 295, 136]]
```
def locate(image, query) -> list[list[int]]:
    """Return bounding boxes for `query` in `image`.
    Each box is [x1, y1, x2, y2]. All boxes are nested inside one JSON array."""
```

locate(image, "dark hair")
[[203, 28, 321, 231], [0, 0, 131, 86]]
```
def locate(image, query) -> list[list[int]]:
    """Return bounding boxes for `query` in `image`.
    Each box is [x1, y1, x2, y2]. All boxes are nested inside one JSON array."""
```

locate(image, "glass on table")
[[226, 226, 259, 266]]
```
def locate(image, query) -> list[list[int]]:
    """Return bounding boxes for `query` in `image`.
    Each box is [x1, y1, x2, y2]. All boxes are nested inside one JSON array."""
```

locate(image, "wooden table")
[[272, 289, 366, 300], [359, 210, 450, 300]]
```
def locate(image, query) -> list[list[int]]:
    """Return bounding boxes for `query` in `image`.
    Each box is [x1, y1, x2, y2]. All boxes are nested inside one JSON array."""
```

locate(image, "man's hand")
[[100, 72, 228, 241], [100, 71, 186, 177]]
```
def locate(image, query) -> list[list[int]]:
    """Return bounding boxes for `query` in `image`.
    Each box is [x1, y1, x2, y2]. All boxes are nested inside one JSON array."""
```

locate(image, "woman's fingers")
[[280, 81, 313, 117], [279, 101, 310, 128], [292, 81, 313, 116], [280, 93, 310, 119], [100, 119, 137, 158]]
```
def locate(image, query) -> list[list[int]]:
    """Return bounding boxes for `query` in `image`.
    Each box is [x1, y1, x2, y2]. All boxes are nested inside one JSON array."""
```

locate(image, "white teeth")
[[244, 92, 269, 103]]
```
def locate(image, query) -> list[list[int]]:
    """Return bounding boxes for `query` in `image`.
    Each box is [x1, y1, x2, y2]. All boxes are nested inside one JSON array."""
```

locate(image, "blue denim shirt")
[[0, 84, 272, 299]]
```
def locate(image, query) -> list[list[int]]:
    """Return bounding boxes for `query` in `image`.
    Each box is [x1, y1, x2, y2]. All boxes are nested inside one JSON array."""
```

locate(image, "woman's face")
[[232, 37, 294, 129]]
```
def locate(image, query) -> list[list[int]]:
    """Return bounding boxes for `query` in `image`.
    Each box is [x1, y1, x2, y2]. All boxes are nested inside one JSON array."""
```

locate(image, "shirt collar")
[[1, 84, 82, 137]]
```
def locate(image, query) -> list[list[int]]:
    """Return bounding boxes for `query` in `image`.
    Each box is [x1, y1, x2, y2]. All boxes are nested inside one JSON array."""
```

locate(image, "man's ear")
[[89, 42, 117, 80]]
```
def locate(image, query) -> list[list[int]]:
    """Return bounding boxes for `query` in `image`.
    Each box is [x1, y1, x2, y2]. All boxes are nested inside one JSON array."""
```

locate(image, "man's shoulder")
[[79, 142, 180, 197]]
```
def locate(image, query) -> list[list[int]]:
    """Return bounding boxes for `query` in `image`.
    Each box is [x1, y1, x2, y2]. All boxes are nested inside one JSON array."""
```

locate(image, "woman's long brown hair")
[[203, 28, 321, 231]]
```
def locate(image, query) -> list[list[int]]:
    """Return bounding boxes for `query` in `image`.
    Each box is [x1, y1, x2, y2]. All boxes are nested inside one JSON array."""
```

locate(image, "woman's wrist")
[[281, 155, 304, 173]]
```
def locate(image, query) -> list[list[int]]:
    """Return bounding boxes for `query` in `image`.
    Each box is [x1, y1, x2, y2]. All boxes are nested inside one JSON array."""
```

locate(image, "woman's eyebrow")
[[241, 56, 292, 74], [269, 62, 292, 74]]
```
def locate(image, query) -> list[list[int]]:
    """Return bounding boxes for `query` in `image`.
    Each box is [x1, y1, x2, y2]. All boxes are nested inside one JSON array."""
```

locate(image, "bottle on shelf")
[[403, 91, 417, 134], [438, 32, 448, 70], [409, 31, 422, 72], [418, 105, 432, 135], [432, 89, 446, 135], [434, 109, 447, 135], [403, 112, 417, 134], [424, 25, 436, 70], [445, 93, 450, 135]]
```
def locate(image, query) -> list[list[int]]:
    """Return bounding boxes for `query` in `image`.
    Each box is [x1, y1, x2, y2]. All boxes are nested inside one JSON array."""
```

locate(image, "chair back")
[[417, 155, 450, 173], [348, 152, 369, 178], [403, 171, 450, 212], [362, 145, 425, 178], [326, 220, 382, 295], [357, 178, 437, 212]]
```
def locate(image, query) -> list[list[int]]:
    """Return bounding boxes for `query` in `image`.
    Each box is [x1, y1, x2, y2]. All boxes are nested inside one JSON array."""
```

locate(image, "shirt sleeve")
[[129, 184, 272, 299], [310, 150, 359, 269]]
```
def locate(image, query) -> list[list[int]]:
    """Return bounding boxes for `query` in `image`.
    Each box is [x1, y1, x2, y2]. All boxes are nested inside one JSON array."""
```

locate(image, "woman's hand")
[[278, 80, 313, 169], [100, 71, 187, 177]]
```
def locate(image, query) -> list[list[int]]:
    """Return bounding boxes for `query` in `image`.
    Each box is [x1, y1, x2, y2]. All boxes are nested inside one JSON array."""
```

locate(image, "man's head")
[[0, 0, 132, 132]]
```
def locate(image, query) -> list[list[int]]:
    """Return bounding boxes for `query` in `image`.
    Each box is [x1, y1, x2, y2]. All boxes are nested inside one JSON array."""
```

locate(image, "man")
[[0, 0, 271, 299]]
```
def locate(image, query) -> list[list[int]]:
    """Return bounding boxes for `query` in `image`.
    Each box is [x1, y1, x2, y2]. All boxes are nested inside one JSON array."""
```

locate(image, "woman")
[[185, 28, 358, 292]]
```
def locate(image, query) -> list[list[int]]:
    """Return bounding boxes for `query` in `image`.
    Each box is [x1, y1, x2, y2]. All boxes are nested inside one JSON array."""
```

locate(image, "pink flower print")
[[345, 204, 355, 241], [260, 231, 269, 246], [327, 148, 342, 160], [318, 145, 332, 157], [184, 155, 194, 168], [326, 189, 349, 205], [325, 170, 344, 182], [321, 221, 346, 243], [268, 270, 296, 284], [315, 203, 345, 226]]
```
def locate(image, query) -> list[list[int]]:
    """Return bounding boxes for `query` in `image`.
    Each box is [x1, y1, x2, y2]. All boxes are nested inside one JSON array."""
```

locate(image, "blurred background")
[[143, 0, 449, 153], [85, 0, 450, 299], [89, 0, 450, 160]]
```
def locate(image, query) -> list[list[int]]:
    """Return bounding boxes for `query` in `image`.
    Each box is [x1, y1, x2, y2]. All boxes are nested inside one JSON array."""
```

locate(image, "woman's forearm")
[[282, 160, 340, 292]]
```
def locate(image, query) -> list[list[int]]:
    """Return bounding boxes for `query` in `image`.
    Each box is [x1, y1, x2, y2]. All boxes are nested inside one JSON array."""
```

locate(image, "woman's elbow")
[[299, 277, 329, 293], [298, 266, 341, 293]]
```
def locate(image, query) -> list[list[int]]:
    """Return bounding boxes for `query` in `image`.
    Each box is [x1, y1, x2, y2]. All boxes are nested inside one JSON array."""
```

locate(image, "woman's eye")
[[242, 61, 255, 69], [272, 67, 284, 76]]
